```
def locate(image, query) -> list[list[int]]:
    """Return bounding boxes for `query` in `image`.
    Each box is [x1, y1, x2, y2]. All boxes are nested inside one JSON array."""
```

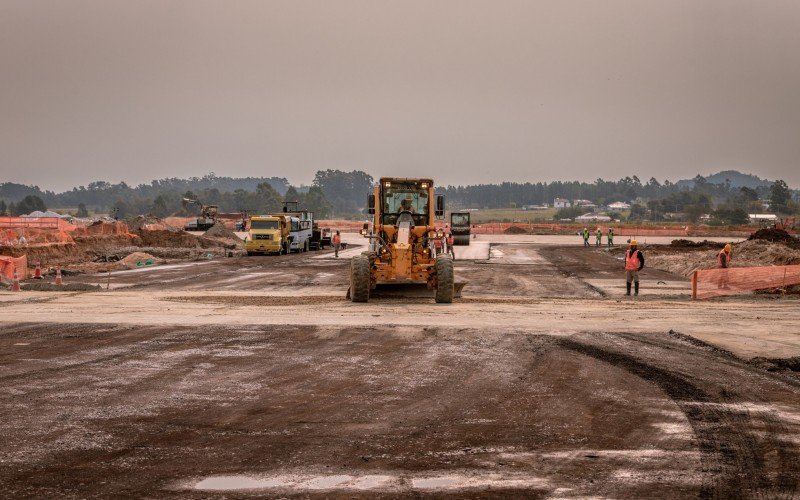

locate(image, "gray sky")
[[1, 0, 799, 192]]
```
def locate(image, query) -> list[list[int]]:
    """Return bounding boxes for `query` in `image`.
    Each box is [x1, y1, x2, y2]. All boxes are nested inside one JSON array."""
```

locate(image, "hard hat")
[[724, 243, 732, 252], [630, 239, 638, 247]]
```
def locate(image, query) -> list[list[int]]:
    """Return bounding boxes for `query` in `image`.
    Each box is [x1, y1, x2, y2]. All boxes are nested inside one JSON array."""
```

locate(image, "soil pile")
[[670, 239, 725, 250], [204, 223, 242, 240], [127, 215, 178, 232], [748, 228, 800, 248], [649, 239, 800, 277], [120, 252, 161, 269], [504, 225, 528, 235], [20, 282, 101, 291]]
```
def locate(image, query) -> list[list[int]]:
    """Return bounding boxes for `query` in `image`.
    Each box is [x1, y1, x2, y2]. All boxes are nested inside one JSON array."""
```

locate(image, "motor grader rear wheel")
[[350, 255, 371, 303], [435, 256, 454, 303]]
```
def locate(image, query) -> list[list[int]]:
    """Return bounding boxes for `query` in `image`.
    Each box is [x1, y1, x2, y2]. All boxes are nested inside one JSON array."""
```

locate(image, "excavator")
[[182, 198, 218, 231], [347, 177, 464, 303]]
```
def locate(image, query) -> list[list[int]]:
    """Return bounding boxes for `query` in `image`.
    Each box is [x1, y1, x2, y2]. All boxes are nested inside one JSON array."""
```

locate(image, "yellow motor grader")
[[348, 177, 458, 303]]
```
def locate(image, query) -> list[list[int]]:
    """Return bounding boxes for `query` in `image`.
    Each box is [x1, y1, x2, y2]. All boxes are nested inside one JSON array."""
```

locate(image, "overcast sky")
[[1, 0, 799, 192]]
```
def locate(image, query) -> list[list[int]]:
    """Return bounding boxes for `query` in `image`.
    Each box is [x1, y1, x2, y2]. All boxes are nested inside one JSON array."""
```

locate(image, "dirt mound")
[[748, 228, 800, 248], [649, 239, 800, 277], [504, 225, 528, 234], [203, 223, 242, 240], [670, 239, 725, 250], [120, 252, 161, 269], [20, 282, 101, 291], [127, 215, 178, 232]]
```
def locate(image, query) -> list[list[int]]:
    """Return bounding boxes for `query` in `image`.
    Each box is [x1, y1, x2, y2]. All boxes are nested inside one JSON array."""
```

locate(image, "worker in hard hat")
[[717, 243, 732, 289], [607, 227, 614, 247], [624, 239, 645, 296], [717, 244, 732, 269], [595, 228, 602, 247], [582, 227, 590, 247]]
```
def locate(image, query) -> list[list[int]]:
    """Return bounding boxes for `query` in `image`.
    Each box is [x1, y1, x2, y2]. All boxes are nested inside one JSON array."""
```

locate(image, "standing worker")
[[717, 243, 732, 288], [446, 231, 455, 259], [717, 244, 732, 268], [624, 239, 645, 296], [582, 227, 590, 247], [595, 228, 602, 247], [333, 230, 342, 258], [607, 227, 614, 247]]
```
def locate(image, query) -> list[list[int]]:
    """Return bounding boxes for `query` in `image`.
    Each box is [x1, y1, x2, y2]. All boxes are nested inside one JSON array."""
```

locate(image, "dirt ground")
[[2, 239, 799, 498]]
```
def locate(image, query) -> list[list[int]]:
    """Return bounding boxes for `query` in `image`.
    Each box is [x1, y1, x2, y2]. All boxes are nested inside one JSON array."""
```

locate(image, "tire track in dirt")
[[552, 336, 799, 498]]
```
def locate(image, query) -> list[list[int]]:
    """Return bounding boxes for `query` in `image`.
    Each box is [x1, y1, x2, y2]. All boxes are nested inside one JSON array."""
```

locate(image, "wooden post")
[[691, 270, 698, 300]]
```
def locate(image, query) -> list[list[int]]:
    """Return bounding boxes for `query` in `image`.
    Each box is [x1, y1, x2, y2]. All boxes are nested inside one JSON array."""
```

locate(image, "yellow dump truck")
[[245, 215, 290, 255]]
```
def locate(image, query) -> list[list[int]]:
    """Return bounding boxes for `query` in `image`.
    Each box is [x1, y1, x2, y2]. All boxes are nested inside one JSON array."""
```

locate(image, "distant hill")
[[676, 170, 772, 189]]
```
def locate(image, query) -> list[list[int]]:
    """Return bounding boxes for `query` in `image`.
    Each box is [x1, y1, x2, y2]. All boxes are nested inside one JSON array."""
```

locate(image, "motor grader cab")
[[348, 177, 456, 303]]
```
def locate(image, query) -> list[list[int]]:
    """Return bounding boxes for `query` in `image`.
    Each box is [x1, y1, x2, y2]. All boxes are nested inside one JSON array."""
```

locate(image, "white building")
[[608, 201, 631, 210], [749, 214, 778, 223], [554, 198, 571, 208]]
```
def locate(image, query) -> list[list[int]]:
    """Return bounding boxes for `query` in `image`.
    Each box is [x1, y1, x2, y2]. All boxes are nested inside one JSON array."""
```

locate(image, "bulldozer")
[[348, 177, 461, 303]]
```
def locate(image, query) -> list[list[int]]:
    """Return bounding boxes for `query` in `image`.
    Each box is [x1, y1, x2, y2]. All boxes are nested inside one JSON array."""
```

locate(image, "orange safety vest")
[[625, 249, 640, 271], [434, 238, 442, 248], [446, 234, 454, 245], [333, 234, 341, 245]]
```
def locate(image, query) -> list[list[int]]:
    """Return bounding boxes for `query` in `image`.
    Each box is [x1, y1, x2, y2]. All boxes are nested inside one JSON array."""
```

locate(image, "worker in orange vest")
[[332, 230, 342, 258], [717, 243, 732, 289], [624, 239, 645, 296], [717, 244, 732, 268]]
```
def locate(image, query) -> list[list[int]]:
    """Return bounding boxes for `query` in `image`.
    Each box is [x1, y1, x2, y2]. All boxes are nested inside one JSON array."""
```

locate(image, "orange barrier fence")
[[691, 265, 800, 300], [0, 216, 61, 229], [0, 255, 28, 281]]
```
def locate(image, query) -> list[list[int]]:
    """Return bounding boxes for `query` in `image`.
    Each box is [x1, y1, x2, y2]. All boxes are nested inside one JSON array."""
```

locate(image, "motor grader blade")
[[346, 282, 465, 300]]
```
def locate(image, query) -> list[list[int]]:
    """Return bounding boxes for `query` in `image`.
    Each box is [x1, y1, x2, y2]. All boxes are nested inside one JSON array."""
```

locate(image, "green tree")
[[0, 200, 6, 215], [255, 182, 283, 214], [284, 186, 301, 203], [76, 203, 89, 217], [769, 180, 791, 214], [150, 195, 169, 218], [14, 195, 47, 215], [304, 186, 332, 219]]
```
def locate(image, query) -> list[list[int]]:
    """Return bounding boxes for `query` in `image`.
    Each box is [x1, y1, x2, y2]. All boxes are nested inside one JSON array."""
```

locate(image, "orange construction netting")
[[692, 265, 800, 299], [0, 255, 28, 281]]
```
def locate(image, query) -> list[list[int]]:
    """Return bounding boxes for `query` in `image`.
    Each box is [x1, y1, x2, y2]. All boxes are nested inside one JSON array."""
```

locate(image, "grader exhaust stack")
[[347, 177, 463, 303]]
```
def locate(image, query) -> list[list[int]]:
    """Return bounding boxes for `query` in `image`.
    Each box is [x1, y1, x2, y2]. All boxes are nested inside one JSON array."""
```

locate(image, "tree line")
[[0, 170, 375, 220], [1, 171, 797, 221]]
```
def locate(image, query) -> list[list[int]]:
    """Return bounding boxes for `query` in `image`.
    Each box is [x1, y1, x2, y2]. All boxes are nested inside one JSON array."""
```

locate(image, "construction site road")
[[2, 239, 799, 498]]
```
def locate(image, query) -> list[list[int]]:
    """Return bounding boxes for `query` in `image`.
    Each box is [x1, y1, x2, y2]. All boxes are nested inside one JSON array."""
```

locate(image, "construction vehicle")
[[245, 215, 291, 255], [310, 224, 332, 250], [348, 177, 459, 303], [182, 198, 218, 231], [281, 202, 313, 252], [450, 211, 471, 245]]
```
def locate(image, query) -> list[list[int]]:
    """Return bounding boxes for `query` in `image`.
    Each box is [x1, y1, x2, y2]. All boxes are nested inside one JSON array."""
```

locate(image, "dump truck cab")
[[245, 215, 290, 255], [450, 211, 471, 245], [349, 177, 455, 303]]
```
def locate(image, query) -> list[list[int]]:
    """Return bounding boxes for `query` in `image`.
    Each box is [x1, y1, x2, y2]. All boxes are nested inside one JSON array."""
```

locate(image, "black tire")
[[304, 240, 309, 252], [435, 256, 454, 303], [350, 255, 371, 303]]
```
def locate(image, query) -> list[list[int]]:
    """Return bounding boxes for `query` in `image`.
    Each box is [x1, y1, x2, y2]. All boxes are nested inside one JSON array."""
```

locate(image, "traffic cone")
[[11, 269, 21, 292], [55, 266, 63, 286], [33, 262, 43, 279]]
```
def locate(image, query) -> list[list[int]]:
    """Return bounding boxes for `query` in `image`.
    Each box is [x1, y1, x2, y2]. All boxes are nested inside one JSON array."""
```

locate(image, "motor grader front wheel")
[[435, 256, 454, 303], [349, 255, 371, 303]]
